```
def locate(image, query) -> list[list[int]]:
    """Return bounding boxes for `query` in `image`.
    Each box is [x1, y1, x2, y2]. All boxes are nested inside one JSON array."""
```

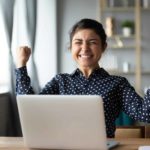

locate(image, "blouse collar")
[[71, 67, 109, 78]]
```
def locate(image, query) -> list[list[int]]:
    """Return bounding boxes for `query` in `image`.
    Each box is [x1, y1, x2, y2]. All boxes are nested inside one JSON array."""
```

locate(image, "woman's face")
[[71, 29, 106, 69]]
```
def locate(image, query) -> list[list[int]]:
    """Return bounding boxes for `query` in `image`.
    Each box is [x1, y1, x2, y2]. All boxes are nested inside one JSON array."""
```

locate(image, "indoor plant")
[[121, 20, 134, 37]]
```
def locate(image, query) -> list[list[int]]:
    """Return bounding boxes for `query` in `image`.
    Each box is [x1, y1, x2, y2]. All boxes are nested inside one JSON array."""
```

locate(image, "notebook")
[[17, 95, 119, 150]]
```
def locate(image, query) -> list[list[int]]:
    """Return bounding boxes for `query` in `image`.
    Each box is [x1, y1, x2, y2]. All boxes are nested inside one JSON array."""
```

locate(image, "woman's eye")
[[89, 41, 97, 44], [74, 41, 82, 45]]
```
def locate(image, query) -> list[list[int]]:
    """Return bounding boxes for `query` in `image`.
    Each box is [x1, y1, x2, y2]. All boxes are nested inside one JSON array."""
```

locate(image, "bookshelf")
[[98, 0, 150, 94]]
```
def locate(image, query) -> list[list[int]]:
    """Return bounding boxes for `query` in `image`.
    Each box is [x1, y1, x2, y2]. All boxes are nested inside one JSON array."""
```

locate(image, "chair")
[[115, 126, 145, 138]]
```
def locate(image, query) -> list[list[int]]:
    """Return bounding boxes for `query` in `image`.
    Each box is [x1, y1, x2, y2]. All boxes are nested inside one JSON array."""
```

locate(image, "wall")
[[141, 10, 150, 92], [57, 0, 99, 73]]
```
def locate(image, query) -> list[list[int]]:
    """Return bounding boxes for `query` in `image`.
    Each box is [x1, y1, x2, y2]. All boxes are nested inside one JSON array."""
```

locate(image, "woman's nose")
[[82, 42, 89, 51]]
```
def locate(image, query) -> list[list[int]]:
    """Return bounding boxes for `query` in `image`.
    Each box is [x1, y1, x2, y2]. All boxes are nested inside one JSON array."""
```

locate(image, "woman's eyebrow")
[[73, 39, 82, 41], [89, 39, 98, 41], [73, 38, 98, 41]]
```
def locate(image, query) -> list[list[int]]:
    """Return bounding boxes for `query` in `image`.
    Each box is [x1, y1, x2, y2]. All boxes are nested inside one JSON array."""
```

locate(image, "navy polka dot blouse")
[[15, 66, 150, 138]]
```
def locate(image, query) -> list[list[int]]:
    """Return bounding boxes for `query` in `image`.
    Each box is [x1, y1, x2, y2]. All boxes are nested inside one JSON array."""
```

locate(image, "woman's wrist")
[[16, 61, 26, 68]]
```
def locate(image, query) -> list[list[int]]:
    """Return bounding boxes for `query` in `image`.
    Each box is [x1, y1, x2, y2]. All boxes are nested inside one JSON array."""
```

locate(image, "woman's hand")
[[16, 46, 31, 68]]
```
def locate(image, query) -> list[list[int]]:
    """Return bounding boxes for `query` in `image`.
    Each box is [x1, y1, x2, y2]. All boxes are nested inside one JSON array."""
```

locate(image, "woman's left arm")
[[119, 77, 150, 123]]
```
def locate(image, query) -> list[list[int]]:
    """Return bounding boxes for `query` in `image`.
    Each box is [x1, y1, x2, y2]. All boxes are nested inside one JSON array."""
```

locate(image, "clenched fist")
[[16, 46, 31, 68]]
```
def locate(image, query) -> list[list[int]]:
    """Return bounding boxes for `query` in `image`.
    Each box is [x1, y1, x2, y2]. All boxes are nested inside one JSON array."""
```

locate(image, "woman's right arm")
[[15, 46, 34, 94], [15, 46, 60, 95]]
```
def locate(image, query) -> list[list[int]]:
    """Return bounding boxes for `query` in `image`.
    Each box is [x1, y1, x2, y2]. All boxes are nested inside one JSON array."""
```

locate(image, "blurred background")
[[0, 0, 150, 136]]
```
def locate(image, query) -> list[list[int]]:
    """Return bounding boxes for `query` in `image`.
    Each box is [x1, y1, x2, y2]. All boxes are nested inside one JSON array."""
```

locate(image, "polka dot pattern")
[[15, 66, 150, 137]]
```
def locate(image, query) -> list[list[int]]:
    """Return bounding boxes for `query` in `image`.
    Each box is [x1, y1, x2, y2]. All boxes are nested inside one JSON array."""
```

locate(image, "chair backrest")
[[115, 126, 145, 138]]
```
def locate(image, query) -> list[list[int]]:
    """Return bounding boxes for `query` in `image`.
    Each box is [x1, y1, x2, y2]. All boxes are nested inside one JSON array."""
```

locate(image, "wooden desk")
[[0, 137, 149, 150]]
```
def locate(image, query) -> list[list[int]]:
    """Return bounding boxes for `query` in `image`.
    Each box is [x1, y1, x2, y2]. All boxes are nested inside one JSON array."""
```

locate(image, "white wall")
[[57, 0, 99, 73]]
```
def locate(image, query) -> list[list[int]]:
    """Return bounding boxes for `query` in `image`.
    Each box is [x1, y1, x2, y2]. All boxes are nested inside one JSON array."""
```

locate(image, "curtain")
[[0, 0, 39, 136], [0, 0, 57, 136], [0, 0, 22, 136], [17, 0, 39, 93], [16, 0, 57, 91], [26, 0, 39, 93]]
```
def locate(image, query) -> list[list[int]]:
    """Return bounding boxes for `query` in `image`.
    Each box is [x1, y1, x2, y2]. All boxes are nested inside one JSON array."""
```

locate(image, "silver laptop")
[[17, 95, 119, 150]]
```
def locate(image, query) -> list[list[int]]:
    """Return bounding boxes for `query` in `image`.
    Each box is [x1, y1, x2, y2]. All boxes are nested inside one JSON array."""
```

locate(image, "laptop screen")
[[17, 95, 117, 150]]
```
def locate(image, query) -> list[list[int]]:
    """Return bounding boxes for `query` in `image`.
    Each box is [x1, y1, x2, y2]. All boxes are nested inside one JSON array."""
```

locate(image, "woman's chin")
[[79, 64, 96, 69]]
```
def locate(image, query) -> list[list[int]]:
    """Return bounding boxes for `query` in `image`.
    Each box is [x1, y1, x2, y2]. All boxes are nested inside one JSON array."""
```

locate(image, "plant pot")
[[122, 27, 132, 37]]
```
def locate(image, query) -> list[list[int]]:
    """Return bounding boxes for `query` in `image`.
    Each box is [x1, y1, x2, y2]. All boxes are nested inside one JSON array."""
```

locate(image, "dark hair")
[[69, 18, 107, 48]]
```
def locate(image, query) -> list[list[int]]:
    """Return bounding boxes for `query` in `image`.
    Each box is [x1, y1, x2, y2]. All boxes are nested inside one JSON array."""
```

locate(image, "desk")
[[0, 137, 149, 150]]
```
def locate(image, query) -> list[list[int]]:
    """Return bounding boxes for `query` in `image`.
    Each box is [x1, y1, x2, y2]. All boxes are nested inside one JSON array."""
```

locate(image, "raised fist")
[[16, 46, 31, 68]]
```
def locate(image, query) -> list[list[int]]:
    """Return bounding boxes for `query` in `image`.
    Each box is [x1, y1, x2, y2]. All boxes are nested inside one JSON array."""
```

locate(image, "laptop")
[[17, 95, 119, 150]]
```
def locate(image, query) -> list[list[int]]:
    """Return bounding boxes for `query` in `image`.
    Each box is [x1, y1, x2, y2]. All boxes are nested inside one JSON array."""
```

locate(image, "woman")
[[16, 18, 150, 138]]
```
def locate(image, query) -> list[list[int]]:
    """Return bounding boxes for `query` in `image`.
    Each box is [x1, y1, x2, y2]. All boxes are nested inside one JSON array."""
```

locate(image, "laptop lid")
[[17, 95, 108, 150]]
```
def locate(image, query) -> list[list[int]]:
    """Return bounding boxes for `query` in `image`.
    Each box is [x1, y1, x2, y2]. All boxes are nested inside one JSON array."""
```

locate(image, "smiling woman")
[[69, 19, 107, 77], [15, 18, 150, 138]]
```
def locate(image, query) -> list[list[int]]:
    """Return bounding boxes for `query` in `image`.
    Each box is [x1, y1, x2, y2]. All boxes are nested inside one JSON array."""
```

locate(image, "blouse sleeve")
[[15, 66, 34, 94], [15, 66, 59, 95], [119, 77, 150, 123]]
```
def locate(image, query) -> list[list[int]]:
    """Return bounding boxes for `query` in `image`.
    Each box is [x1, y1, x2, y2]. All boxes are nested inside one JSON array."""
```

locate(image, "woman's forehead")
[[72, 29, 100, 39]]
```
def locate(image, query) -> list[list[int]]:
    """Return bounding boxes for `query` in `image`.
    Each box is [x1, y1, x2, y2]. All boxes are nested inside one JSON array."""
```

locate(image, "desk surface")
[[0, 137, 149, 150]]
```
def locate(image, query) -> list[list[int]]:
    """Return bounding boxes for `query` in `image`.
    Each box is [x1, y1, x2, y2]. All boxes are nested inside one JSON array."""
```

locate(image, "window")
[[0, 12, 9, 93]]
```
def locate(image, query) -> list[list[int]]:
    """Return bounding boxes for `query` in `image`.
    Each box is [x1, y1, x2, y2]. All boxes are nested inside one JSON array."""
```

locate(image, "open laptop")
[[17, 95, 119, 150]]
